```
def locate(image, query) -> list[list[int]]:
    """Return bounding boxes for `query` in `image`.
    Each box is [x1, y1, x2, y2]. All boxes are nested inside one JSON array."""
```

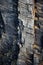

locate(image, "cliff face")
[[0, 0, 19, 65], [18, 0, 43, 65], [0, 0, 43, 65], [34, 0, 43, 47], [34, 0, 43, 65], [18, 0, 34, 52], [17, 0, 34, 65]]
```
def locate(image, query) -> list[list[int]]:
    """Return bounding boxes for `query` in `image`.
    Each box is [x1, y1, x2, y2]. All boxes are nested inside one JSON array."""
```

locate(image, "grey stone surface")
[[17, 0, 34, 64]]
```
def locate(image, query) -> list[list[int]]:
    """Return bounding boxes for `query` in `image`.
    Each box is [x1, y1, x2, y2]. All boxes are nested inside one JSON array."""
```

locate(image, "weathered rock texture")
[[17, 0, 34, 65]]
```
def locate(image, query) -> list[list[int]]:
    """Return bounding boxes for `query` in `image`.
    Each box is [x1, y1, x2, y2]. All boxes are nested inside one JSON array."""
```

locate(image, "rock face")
[[34, 0, 43, 47], [0, 0, 19, 65], [17, 0, 34, 65], [0, 0, 43, 65], [34, 0, 43, 65]]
